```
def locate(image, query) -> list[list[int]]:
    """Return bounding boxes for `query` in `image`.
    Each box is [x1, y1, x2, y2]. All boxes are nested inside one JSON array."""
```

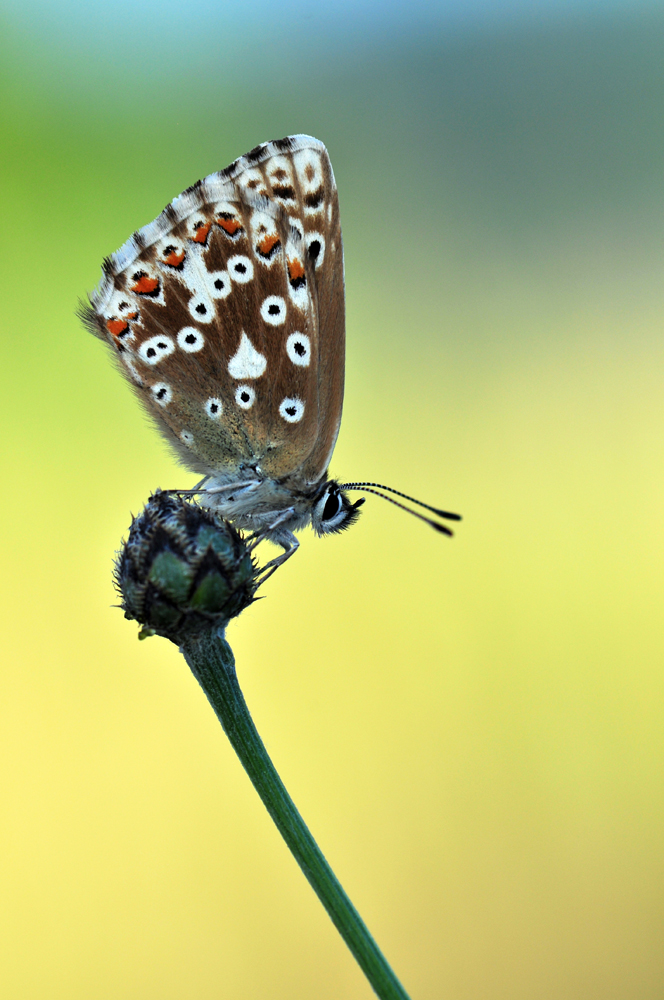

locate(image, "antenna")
[[340, 482, 462, 536]]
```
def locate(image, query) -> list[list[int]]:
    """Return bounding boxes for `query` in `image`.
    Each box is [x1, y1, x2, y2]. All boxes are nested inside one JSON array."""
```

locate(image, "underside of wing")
[[83, 136, 346, 487]]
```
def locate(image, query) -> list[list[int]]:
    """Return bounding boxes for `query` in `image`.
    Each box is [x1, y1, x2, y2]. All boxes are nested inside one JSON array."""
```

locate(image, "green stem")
[[180, 628, 411, 1000]]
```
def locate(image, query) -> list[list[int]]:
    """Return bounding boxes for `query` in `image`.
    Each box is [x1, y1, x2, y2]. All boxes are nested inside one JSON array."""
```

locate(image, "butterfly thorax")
[[198, 472, 362, 543]]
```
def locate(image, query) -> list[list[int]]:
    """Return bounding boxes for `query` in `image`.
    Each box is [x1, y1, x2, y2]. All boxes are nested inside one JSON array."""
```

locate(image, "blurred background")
[[2, 0, 664, 997]]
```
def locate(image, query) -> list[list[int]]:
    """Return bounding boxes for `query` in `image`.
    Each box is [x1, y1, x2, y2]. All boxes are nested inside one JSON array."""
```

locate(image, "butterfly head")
[[310, 481, 365, 536]]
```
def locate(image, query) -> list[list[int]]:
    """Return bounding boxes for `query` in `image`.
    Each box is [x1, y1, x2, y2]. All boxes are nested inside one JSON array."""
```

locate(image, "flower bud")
[[116, 491, 257, 641]]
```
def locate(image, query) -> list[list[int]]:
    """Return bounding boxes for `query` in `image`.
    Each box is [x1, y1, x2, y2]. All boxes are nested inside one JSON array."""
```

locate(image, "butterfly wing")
[[273, 140, 346, 488], [83, 136, 345, 488]]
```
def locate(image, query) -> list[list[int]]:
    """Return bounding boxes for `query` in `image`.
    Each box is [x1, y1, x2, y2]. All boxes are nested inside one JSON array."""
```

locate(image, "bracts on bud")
[[115, 491, 258, 642]]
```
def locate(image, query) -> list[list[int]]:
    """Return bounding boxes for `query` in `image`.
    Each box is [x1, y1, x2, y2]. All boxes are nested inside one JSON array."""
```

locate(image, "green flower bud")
[[116, 491, 258, 641]]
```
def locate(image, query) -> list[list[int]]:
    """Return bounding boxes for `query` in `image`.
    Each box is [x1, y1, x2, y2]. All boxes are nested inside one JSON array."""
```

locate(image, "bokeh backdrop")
[[2, 1, 664, 997]]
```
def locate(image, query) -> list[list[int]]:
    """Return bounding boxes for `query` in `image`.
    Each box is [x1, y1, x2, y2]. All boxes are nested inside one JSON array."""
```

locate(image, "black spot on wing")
[[304, 187, 324, 209]]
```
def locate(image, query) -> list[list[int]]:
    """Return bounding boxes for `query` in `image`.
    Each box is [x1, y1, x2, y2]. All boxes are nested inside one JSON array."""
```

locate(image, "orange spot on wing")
[[126, 312, 138, 320], [192, 222, 212, 244], [288, 258, 305, 282], [217, 217, 242, 235], [131, 275, 159, 295], [163, 249, 185, 266], [258, 234, 280, 256], [107, 318, 128, 336]]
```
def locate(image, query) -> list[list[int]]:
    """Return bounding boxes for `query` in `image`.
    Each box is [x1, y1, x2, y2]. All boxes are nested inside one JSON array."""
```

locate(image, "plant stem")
[[180, 628, 412, 1000]]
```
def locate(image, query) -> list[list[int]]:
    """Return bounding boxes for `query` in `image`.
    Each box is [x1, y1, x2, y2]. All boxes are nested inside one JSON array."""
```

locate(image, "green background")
[[2, 2, 663, 997]]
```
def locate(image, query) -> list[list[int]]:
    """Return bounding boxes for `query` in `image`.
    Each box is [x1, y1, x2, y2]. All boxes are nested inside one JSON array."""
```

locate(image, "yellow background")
[[1, 3, 663, 997]]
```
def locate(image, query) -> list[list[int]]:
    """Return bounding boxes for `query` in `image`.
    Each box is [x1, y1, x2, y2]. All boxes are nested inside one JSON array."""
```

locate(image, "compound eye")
[[322, 492, 342, 521]]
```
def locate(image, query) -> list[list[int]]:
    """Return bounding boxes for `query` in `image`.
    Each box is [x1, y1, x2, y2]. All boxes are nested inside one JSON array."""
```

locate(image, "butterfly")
[[82, 135, 460, 578]]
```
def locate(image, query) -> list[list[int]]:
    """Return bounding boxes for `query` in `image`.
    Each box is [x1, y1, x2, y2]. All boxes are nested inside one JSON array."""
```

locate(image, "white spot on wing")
[[138, 335, 175, 365], [187, 292, 215, 323], [205, 397, 223, 420], [227, 255, 254, 283], [228, 333, 267, 379], [260, 295, 286, 325], [180, 430, 195, 445], [177, 327, 205, 353], [151, 382, 172, 406], [235, 385, 256, 409], [207, 270, 231, 299], [279, 397, 305, 423], [286, 332, 311, 367]]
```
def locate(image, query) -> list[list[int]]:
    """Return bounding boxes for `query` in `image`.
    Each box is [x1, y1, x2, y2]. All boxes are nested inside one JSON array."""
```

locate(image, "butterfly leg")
[[254, 528, 300, 585], [245, 507, 295, 554], [201, 480, 261, 496], [174, 479, 261, 499], [255, 537, 300, 585]]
